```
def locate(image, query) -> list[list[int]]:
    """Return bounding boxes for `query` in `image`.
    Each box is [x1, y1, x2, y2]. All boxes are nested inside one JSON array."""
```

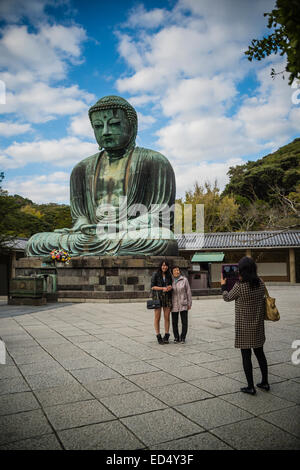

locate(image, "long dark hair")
[[157, 259, 171, 277], [238, 257, 260, 289]]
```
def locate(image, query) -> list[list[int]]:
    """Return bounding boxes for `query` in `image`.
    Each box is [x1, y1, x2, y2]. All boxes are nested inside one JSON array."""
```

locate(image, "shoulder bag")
[[264, 285, 280, 321]]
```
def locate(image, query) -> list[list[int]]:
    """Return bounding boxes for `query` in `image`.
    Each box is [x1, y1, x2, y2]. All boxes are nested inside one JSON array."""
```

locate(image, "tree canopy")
[[245, 0, 300, 84], [0, 180, 72, 253]]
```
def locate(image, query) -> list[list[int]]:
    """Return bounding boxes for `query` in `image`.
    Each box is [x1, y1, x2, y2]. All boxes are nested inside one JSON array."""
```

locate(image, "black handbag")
[[147, 299, 161, 309], [147, 288, 161, 309]]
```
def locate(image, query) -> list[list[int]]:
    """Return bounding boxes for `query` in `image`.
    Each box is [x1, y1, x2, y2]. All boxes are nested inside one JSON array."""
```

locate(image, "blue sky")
[[0, 0, 299, 204]]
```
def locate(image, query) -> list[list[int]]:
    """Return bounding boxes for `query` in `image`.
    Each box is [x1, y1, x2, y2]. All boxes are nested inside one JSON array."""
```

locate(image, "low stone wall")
[[15, 256, 190, 302]]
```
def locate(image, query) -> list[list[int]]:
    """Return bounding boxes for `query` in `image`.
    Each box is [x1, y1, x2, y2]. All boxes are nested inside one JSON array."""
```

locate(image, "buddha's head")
[[89, 96, 138, 153]]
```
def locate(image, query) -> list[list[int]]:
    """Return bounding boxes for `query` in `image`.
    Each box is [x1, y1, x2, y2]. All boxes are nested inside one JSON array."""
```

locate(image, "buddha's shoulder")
[[71, 152, 100, 172], [134, 147, 170, 164]]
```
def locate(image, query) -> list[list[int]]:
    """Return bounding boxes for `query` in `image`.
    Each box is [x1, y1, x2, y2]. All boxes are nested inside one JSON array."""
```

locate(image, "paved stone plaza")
[[0, 286, 299, 450]]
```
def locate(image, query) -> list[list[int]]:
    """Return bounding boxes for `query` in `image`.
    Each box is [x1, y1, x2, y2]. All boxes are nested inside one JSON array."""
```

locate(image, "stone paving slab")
[[0, 365, 22, 380], [189, 375, 244, 396], [0, 376, 31, 395], [121, 408, 204, 446], [175, 397, 252, 430], [34, 383, 94, 407], [147, 382, 213, 406], [100, 390, 168, 417], [180, 351, 222, 364], [212, 417, 300, 450], [0, 409, 52, 446], [44, 399, 116, 430], [109, 361, 159, 376], [151, 432, 232, 450], [0, 433, 63, 450], [19, 361, 65, 377], [126, 370, 181, 390], [220, 390, 295, 415], [260, 405, 300, 438], [25, 370, 79, 390], [199, 358, 244, 374], [70, 365, 121, 383], [226, 370, 287, 385], [83, 377, 141, 399], [0, 391, 40, 415], [165, 365, 219, 381], [9, 350, 55, 366], [267, 380, 300, 404], [268, 364, 300, 380], [58, 421, 145, 450]]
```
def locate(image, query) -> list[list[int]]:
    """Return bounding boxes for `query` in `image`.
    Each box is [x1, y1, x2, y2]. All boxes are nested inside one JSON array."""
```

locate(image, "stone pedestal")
[[8, 276, 46, 305], [15, 256, 191, 303]]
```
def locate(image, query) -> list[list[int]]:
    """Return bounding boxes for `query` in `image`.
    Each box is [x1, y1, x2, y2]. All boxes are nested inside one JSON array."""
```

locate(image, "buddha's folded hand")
[[81, 224, 97, 235]]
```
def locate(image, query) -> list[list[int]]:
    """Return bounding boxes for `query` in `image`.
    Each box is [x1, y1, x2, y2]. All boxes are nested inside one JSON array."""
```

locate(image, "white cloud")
[[161, 76, 237, 117], [2, 83, 94, 123], [116, 0, 297, 174], [0, 22, 92, 123], [4, 173, 69, 204], [0, 0, 58, 23], [0, 136, 98, 169], [0, 25, 67, 81], [174, 158, 245, 198], [0, 23, 87, 82], [68, 111, 95, 138], [0, 121, 32, 136], [127, 94, 160, 107], [125, 5, 167, 29], [137, 112, 156, 131]]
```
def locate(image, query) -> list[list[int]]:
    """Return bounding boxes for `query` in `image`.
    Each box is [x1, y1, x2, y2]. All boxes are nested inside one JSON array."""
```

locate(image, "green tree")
[[182, 181, 239, 232], [245, 0, 300, 84]]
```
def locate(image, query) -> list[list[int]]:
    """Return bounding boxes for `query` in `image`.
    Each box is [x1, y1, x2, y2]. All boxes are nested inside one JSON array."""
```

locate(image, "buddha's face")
[[91, 108, 131, 151]]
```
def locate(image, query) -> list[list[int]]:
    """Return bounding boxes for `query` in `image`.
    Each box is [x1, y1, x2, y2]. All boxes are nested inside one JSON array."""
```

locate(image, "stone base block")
[[8, 297, 47, 306], [15, 256, 191, 302]]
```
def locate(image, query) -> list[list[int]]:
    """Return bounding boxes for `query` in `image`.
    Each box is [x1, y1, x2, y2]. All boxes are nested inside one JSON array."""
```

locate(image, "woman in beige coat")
[[171, 266, 192, 343]]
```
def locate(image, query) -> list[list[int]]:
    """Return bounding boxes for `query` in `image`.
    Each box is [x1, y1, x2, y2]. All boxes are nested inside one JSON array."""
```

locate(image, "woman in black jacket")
[[151, 259, 173, 344]]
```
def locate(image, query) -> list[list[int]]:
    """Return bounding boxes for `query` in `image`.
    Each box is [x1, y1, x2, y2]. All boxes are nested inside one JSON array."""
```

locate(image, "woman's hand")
[[220, 273, 227, 286]]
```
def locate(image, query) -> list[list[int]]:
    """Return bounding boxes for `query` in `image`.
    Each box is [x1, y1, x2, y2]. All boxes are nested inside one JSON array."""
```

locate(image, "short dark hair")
[[172, 265, 180, 272], [238, 256, 260, 289]]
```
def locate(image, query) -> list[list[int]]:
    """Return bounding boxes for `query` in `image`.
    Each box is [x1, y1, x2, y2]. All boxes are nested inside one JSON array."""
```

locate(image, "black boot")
[[240, 386, 256, 395], [156, 334, 164, 345], [256, 382, 270, 391], [163, 333, 170, 344]]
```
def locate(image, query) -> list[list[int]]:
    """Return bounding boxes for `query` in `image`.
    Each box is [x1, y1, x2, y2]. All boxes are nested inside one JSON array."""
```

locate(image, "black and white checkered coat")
[[223, 279, 265, 349]]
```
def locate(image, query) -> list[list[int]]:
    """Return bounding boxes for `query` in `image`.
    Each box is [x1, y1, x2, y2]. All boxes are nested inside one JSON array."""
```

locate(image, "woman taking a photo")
[[221, 256, 269, 395], [151, 260, 173, 344], [171, 266, 192, 343]]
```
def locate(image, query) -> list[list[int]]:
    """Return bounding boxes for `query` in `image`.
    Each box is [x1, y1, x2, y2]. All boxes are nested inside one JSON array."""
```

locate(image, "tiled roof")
[[175, 231, 300, 250]]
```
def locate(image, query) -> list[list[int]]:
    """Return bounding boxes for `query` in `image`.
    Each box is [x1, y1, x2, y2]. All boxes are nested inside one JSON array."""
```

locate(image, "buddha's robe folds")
[[26, 147, 178, 256]]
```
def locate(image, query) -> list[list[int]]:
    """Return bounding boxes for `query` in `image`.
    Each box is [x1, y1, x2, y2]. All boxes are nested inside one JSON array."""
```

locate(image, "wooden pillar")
[[11, 251, 16, 279], [289, 248, 296, 284], [246, 249, 251, 258]]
